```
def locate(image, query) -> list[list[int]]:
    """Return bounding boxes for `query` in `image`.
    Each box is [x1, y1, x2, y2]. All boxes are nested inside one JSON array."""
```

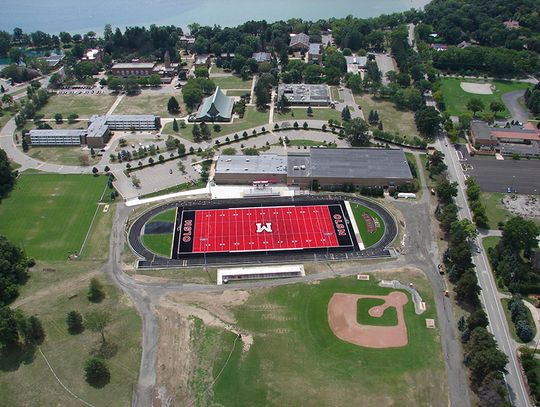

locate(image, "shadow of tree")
[[91, 341, 118, 359], [0, 344, 37, 372]]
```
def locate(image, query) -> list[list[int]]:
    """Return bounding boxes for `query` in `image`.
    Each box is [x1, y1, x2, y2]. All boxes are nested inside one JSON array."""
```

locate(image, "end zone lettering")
[[333, 214, 347, 236], [182, 219, 193, 242]]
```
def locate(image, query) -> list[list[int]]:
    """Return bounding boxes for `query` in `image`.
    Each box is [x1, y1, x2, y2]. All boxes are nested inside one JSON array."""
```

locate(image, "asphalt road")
[[501, 90, 529, 123], [439, 135, 532, 407]]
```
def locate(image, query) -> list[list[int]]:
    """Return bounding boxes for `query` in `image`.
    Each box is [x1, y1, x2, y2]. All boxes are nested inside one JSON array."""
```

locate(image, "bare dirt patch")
[[502, 194, 540, 219], [328, 291, 408, 348], [460, 82, 494, 95]]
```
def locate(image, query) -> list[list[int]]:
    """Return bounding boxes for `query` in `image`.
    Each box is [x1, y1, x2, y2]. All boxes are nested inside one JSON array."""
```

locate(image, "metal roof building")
[[277, 84, 331, 106], [214, 154, 288, 184], [195, 87, 234, 122]]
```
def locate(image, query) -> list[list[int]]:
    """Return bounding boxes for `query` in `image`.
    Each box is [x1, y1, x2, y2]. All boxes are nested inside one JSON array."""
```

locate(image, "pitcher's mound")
[[460, 82, 493, 95]]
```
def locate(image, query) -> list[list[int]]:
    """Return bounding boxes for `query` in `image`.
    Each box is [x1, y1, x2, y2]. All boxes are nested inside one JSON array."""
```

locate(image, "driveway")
[[501, 90, 529, 123]]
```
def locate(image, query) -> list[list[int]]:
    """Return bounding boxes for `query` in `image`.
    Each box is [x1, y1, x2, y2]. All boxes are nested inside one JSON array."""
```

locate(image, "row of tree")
[[464, 177, 489, 228]]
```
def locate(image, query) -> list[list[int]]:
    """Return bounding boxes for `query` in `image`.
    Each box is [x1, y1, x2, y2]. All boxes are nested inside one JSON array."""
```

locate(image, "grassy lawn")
[[0, 174, 108, 260], [481, 192, 514, 229], [438, 78, 531, 118], [330, 86, 344, 102], [0, 106, 17, 129], [142, 234, 172, 258], [113, 93, 185, 118], [274, 107, 341, 122], [148, 208, 177, 223], [37, 95, 117, 119], [0, 260, 141, 407], [357, 298, 398, 326], [501, 298, 537, 343], [224, 90, 250, 97], [349, 202, 386, 248], [213, 75, 252, 90], [193, 272, 446, 406], [482, 236, 501, 253], [355, 94, 419, 137], [405, 152, 419, 179], [287, 139, 337, 147], [139, 180, 206, 198], [24, 146, 99, 166], [162, 106, 269, 141]]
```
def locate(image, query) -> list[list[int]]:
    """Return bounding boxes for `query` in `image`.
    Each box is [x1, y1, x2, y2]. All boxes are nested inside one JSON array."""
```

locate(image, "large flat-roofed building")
[[195, 87, 234, 122], [277, 84, 331, 106], [214, 148, 413, 188], [471, 121, 540, 157], [287, 148, 413, 188], [214, 154, 288, 184], [27, 114, 159, 148], [111, 62, 157, 77], [28, 129, 86, 146]]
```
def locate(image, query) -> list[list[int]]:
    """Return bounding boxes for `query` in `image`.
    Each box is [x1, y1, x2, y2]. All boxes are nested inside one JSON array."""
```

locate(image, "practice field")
[[37, 94, 117, 119], [191, 270, 447, 407], [0, 174, 107, 260], [174, 204, 355, 256], [438, 78, 530, 118]]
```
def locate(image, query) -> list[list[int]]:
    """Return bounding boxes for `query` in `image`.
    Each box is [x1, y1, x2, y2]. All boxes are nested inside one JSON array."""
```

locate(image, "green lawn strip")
[[501, 298, 537, 344], [330, 86, 344, 102], [438, 78, 531, 118], [349, 202, 385, 248], [0, 174, 107, 261], [357, 298, 398, 326], [37, 95, 117, 119], [419, 153, 436, 189], [207, 274, 445, 407], [142, 234, 173, 258], [139, 180, 206, 198], [287, 139, 336, 147], [113, 93, 184, 118], [355, 94, 419, 137], [274, 107, 341, 122], [148, 208, 177, 223], [162, 106, 269, 141], [225, 90, 251, 97], [212, 75, 252, 90], [404, 152, 418, 179], [482, 236, 501, 253]]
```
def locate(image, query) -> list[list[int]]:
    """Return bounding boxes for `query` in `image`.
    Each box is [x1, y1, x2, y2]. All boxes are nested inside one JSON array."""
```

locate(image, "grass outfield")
[[349, 202, 385, 248], [438, 78, 530, 118], [37, 94, 117, 119], [212, 75, 252, 90], [357, 298, 398, 326], [194, 272, 446, 406], [113, 93, 185, 118], [0, 174, 107, 261], [142, 234, 173, 258]]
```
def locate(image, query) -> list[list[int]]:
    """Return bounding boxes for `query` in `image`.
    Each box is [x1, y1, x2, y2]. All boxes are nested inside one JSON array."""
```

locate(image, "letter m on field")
[[256, 222, 272, 233]]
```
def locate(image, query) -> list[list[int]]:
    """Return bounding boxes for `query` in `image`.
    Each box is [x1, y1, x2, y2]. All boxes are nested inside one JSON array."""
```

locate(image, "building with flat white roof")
[[277, 84, 331, 106]]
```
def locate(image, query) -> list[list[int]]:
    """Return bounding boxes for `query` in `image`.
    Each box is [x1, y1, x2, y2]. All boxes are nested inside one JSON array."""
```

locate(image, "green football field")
[[349, 202, 386, 248], [192, 273, 447, 407], [0, 174, 108, 260]]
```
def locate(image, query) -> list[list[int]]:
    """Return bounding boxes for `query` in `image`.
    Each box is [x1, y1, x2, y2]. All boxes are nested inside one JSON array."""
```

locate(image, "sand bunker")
[[328, 291, 408, 349], [460, 82, 494, 95]]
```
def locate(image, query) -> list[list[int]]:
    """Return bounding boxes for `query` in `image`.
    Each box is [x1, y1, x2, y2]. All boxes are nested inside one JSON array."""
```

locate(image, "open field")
[[482, 236, 501, 253], [142, 234, 172, 258], [355, 94, 419, 137], [190, 270, 446, 407], [24, 146, 99, 166], [0, 174, 108, 261], [162, 107, 269, 141], [274, 107, 342, 122], [0, 260, 141, 407], [37, 95, 117, 119], [113, 93, 185, 118], [212, 75, 252, 90], [481, 192, 514, 228], [349, 202, 385, 248], [438, 78, 530, 117]]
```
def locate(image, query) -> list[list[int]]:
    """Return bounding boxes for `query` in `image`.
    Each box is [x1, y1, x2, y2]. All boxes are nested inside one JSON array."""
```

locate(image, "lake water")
[[0, 0, 428, 35]]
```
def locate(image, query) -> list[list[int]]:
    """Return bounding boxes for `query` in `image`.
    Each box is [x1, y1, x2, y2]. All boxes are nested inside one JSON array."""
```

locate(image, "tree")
[[167, 97, 180, 114], [87, 278, 105, 303], [172, 119, 179, 132], [344, 118, 370, 146], [21, 137, 29, 152], [91, 167, 99, 176], [54, 113, 63, 124], [341, 106, 351, 121], [84, 357, 110, 387], [415, 107, 441, 137], [307, 106, 313, 116], [489, 101, 505, 116], [85, 311, 111, 344], [25, 315, 45, 345], [426, 150, 447, 176], [436, 180, 458, 205], [0, 307, 20, 347], [67, 113, 79, 123], [0, 148, 16, 199], [466, 98, 485, 117], [501, 217, 539, 256]]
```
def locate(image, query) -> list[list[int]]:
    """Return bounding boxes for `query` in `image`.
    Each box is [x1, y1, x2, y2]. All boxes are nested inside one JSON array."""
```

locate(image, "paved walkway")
[[106, 93, 125, 115]]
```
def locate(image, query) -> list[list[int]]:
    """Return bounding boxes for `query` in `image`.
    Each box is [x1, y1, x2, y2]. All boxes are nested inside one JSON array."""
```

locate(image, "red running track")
[[183, 205, 343, 254]]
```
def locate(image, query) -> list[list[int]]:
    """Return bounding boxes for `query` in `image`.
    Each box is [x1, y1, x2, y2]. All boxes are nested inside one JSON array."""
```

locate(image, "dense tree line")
[[0, 148, 16, 199], [464, 178, 489, 228]]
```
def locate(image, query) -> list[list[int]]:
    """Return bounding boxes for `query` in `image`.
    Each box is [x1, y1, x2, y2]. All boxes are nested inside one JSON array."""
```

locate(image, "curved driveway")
[[502, 89, 529, 123]]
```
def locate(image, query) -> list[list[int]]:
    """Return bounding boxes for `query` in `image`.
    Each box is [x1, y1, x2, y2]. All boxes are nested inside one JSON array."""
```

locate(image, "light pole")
[[200, 237, 208, 269], [324, 232, 333, 259]]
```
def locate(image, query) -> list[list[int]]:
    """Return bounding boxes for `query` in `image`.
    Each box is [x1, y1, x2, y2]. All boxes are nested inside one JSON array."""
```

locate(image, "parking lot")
[[457, 146, 540, 194]]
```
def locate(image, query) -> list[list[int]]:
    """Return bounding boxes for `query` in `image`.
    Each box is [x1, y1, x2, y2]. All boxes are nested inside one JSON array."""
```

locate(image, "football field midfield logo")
[[256, 222, 273, 233]]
